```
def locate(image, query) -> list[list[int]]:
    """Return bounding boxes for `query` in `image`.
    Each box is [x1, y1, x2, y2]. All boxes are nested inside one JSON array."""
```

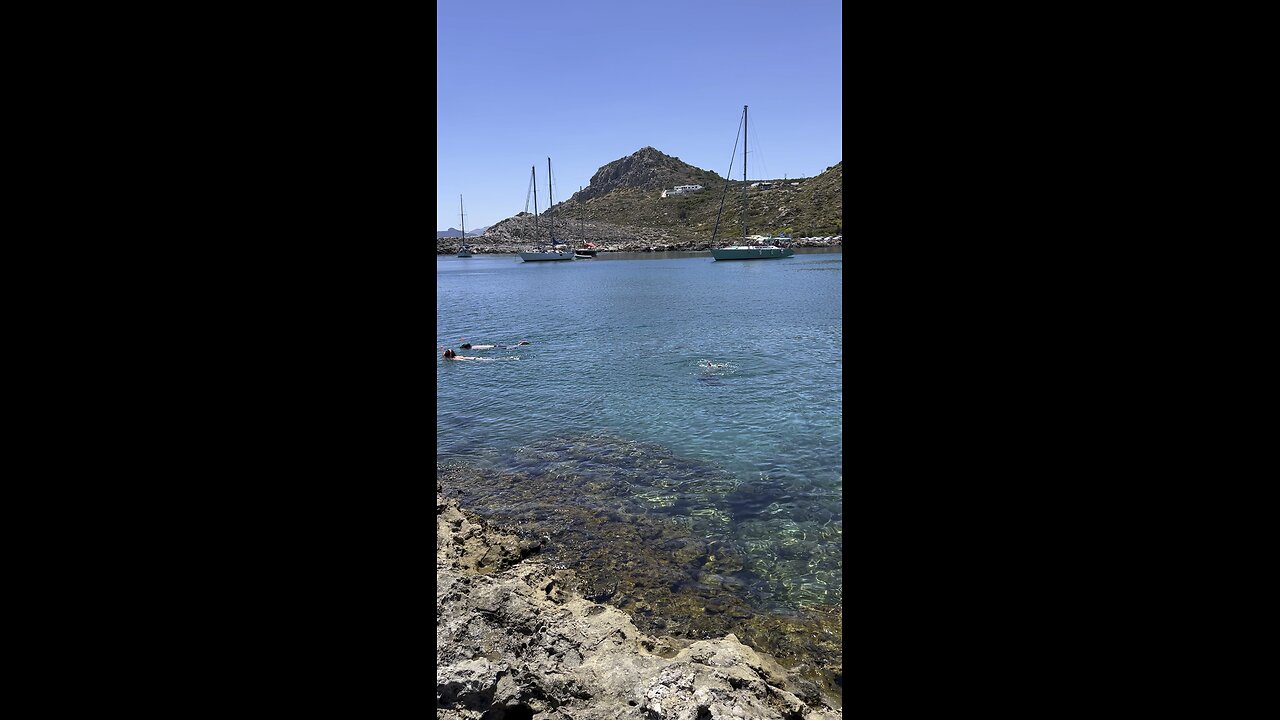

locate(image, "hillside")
[[437, 148, 841, 253], [575, 146, 724, 201], [437, 227, 489, 238]]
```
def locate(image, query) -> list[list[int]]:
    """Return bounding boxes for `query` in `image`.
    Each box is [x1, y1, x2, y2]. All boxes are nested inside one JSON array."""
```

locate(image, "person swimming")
[[465, 341, 528, 349], [443, 346, 519, 362], [455, 338, 528, 351]]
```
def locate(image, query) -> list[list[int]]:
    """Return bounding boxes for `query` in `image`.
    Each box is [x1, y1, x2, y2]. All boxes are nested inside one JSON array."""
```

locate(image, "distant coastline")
[[436, 236, 842, 256]]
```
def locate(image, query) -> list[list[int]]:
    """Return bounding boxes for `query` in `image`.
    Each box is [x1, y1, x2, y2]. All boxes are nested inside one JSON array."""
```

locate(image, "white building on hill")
[[661, 184, 704, 198]]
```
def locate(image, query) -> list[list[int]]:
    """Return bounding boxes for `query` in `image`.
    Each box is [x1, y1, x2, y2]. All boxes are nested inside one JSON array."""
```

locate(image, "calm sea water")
[[437, 249, 842, 619]]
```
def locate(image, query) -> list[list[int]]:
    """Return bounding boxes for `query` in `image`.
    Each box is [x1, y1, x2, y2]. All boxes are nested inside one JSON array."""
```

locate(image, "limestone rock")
[[436, 491, 841, 719]]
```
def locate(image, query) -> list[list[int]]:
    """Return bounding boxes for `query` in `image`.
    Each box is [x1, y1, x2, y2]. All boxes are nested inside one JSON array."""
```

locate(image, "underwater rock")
[[438, 446, 842, 706], [437, 489, 841, 719]]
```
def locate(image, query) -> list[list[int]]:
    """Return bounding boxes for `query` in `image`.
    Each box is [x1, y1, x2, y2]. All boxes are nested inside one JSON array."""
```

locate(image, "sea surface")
[[437, 249, 842, 686]]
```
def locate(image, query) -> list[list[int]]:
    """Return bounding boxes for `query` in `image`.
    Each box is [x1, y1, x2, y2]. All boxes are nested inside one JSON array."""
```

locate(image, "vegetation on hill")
[[440, 148, 841, 253], [556, 150, 841, 242]]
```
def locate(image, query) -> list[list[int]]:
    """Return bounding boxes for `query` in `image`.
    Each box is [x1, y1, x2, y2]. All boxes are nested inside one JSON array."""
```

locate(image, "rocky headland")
[[437, 484, 843, 719]]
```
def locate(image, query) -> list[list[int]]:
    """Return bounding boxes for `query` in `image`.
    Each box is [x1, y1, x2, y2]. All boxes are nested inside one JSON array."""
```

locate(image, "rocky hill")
[[575, 146, 724, 201], [436, 148, 841, 254], [437, 227, 488, 238]]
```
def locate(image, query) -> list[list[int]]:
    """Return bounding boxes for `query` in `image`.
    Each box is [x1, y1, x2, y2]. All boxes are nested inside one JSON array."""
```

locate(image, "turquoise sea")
[[437, 249, 842, 685]]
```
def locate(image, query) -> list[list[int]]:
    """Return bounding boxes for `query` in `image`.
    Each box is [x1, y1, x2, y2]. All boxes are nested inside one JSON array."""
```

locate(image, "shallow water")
[[437, 250, 841, 685]]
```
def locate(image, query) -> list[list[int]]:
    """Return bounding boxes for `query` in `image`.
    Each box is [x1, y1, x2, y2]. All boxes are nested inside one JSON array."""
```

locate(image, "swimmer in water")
[[443, 346, 517, 362], [459, 338, 495, 350]]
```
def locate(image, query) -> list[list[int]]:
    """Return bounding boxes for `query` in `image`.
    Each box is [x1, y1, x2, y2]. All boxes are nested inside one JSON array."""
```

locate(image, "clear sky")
[[436, 0, 842, 231]]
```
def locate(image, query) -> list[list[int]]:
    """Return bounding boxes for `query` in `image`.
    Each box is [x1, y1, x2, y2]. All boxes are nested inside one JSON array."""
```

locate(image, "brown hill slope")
[[575, 146, 724, 201], [441, 149, 841, 254]]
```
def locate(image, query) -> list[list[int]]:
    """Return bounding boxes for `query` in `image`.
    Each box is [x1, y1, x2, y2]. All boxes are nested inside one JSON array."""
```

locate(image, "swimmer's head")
[[443, 348, 456, 358], [460, 343, 471, 349]]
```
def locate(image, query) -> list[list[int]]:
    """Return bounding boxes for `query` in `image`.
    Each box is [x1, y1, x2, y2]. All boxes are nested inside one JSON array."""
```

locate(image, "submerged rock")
[[436, 490, 841, 719]]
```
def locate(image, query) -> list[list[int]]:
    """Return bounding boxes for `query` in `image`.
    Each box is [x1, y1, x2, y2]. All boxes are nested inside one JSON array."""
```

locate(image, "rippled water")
[[437, 249, 842, 683]]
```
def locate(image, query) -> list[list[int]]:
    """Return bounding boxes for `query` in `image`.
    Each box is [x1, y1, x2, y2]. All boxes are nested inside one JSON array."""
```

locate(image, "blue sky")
[[437, 0, 842, 231]]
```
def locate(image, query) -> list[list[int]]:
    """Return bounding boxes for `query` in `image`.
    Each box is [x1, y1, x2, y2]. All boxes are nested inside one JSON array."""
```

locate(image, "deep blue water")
[[437, 249, 841, 612]]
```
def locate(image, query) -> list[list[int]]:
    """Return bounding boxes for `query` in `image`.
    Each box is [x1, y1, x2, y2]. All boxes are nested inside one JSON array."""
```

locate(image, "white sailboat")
[[709, 105, 796, 261], [456, 194, 472, 257], [575, 185, 597, 258], [520, 158, 575, 262]]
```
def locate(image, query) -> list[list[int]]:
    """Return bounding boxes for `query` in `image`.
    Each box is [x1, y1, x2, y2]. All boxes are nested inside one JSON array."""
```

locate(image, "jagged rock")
[[436, 492, 842, 719]]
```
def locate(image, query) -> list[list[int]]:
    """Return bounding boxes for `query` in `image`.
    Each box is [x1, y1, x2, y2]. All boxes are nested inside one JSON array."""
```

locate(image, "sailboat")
[[519, 158, 575, 262], [709, 105, 796, 261], [456, 194, 472, 257]]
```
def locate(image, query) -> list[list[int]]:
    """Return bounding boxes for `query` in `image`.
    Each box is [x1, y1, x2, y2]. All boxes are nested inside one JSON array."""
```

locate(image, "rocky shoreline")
[[437, 237, 842, 255], [436, 215, 841, 255], [437, 484, 843, 719]]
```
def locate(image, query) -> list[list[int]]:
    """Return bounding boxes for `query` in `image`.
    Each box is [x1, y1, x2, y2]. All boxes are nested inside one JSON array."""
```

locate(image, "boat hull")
[[710, 246, 796, 261], [519, 251, 576, 262]]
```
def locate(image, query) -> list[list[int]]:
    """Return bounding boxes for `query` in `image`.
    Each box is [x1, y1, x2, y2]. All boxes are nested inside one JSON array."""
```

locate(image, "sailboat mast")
[[742, 105, 748, 242], [459, 194, 465, 237], [532, 166, 539, 240], [548, 157, 555, 244]]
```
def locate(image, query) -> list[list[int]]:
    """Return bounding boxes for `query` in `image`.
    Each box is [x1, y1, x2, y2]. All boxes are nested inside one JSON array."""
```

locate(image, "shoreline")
[[437, 483, 843, 718], [437, 237, 842, 256]]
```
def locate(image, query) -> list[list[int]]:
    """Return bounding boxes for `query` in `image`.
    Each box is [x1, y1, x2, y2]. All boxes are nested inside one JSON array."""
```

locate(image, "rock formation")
[[437, 486, 842, 719]]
